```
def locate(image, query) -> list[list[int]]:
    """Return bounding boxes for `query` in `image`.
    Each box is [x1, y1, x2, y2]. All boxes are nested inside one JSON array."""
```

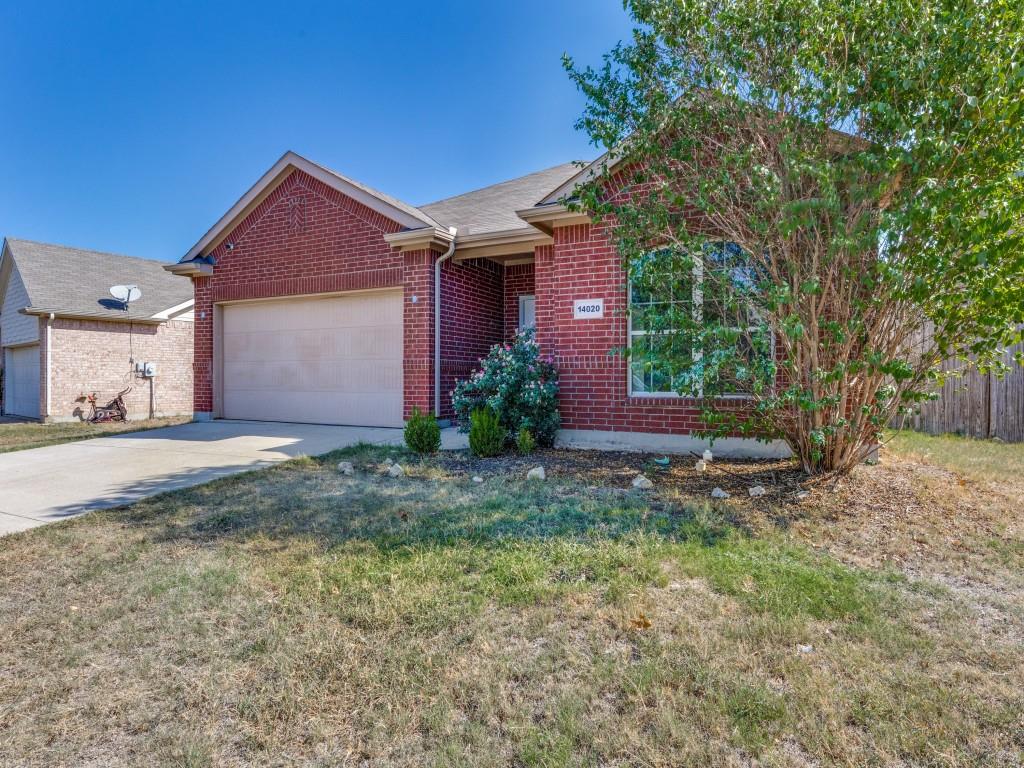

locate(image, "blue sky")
[[0, 1, 631, 262]]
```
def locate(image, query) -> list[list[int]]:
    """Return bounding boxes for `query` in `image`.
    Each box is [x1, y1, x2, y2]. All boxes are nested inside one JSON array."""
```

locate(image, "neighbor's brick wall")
[[44, 318, 193, 422], [535, 223, 747, 435], [190, 168, 438, 419], [439, 257, 504, 419], [503, 262, 535, 341], [36, 316, 47, 417]]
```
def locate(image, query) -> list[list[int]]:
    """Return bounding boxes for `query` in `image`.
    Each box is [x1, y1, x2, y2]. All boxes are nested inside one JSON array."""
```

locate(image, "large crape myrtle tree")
[[565, 0, 1024, 475]]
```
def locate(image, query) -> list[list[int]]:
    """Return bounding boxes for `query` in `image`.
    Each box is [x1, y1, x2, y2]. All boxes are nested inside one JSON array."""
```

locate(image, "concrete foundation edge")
[[556, 429, 793, 459]]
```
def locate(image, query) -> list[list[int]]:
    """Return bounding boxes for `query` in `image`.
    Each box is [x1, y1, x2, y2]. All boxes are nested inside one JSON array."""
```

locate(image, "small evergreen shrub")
[[452, 328, 560, 447], [404, 407, 441, 454], [516, 427, 537, 455], [468, 407, 505, 457]]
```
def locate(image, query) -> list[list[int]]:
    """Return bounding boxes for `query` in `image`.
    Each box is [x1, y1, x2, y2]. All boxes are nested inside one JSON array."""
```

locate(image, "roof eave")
[[452, 228, 551, 260], [19, 307, 165, 325], [164, 261, 214, 277], [515, 204, 592, 236], [150, 298, 195, 320], [383, 226, 455, 253]]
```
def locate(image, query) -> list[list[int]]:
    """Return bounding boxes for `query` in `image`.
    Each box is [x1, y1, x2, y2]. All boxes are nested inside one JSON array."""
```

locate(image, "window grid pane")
[[629, 244, 766, 397]]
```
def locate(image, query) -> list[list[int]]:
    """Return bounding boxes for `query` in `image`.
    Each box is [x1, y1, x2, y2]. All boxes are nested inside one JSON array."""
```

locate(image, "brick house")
[[0, 239, 194, 421], [166, 151, 787, 456]]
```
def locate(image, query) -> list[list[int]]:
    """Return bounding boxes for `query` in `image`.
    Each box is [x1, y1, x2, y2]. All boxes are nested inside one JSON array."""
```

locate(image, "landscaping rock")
[[631, 474, 654, 490], [526, 466, 546, 481], [472, 476, 484, 484], [711, 487, 730, 499], [694, 459, 707, 472], [703, 449, 714, 462], [336, 461, 355, 475], [387, 463, 405, 478], [748, 485, 766, 498]]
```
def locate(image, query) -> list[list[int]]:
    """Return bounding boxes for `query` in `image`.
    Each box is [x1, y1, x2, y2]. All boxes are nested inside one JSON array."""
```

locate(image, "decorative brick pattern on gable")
[[44, 318, 193, 422]]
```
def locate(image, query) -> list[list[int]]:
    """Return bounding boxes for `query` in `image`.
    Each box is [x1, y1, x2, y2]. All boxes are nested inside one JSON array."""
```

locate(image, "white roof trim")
[[180, 151, 440, 262], [0, 239, 13, 307], [150, 298, 195, 320], [537, 151, 614, 205]]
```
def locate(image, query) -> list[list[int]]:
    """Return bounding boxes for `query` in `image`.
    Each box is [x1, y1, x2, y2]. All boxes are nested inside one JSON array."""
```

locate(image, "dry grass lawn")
[[0, 416, 191, 453], [0, 431, 1021, 766]]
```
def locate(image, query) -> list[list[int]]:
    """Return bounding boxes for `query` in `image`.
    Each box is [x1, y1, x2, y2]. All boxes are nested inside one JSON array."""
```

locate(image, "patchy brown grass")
[[0, 437, 1021, 766], [0, 416, 191, 453]]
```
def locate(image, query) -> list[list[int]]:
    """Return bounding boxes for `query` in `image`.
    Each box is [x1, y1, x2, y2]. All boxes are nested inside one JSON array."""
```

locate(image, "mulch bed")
[[436, 448, 810, 503]]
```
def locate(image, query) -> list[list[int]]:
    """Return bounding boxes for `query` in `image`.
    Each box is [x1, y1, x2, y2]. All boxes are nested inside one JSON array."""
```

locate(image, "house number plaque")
[[573, 298, 604, 319]]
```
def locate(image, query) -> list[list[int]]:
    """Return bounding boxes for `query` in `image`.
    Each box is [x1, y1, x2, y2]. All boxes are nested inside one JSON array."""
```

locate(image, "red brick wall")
[[439, 257, 504, 419], [403, 249, 435, 419], [536, 223, 743, 435], [189, 168, 437, 419], [44, 318, 193, 422], [503, 262, 535, 341], [192, 277, 213, 415]]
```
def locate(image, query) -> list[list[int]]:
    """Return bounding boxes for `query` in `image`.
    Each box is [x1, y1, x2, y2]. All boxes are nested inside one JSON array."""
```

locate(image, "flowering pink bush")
[[451, 329, 560, 448]]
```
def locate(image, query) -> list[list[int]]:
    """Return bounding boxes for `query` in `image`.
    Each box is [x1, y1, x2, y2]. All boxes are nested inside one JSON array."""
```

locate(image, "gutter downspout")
[[434, 227, 457, 418], [45, 312, 54, 420]]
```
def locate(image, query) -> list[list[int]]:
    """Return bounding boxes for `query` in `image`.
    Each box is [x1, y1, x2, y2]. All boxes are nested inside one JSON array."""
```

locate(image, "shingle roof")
[[3, 238, 193, 321], [419, 162, 582, 235], [304, 156, 443, 230]]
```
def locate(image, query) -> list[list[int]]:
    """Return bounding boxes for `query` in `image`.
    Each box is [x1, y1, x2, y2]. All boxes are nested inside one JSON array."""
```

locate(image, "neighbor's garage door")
[[221, 290, 404, 427], [3, 344, 40, 418]]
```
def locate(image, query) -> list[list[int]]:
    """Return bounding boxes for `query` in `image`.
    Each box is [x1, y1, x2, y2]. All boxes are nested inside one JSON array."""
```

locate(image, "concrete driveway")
[[0, 420, 467, 536]]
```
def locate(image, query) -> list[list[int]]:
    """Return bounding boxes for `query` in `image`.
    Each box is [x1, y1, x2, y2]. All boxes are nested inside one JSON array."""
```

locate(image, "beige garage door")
[[221, 290, 404, 427]]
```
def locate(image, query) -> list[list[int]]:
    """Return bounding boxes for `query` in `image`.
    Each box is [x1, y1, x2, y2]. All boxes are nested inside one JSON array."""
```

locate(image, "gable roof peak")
[[179, 150, 441, 264]]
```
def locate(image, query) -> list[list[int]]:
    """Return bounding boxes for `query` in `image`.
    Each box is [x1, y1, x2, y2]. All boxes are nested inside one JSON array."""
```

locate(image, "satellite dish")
[[109, 285, 142, 304]]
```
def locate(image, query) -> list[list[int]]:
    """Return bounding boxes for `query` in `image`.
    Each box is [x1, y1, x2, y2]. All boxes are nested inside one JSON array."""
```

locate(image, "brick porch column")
[[402, 248, 438, 418], [192, 275, 214, 419]]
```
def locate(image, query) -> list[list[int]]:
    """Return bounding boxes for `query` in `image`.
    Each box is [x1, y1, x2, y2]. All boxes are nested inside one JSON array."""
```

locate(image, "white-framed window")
[[628, 243, 765, 398], [518, 294, 536, 331]]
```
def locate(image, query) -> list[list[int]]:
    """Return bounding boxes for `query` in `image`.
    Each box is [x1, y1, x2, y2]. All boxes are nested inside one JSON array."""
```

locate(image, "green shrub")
[[469, 408, 505, 457], [452, 328, 560, 447], [404, 407, 441, 454], [516, 427, 537, 455]]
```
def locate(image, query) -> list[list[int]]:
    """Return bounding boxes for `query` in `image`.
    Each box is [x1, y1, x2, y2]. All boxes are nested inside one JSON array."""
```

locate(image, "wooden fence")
[[894, 341, 1024, 442]]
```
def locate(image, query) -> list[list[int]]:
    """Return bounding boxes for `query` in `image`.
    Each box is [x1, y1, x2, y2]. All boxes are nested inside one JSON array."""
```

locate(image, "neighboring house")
[[166, 151, 787, 456], [0, 239, 194, 421]]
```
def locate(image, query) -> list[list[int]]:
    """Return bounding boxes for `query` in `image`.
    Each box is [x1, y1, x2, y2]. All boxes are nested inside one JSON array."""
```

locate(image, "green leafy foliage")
[[452, 329, 561, 448], [404, 407, 441, 454], [516, 427, 538, 455], [468, 408, 505, 457], [565, 0, 1024, 474]]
